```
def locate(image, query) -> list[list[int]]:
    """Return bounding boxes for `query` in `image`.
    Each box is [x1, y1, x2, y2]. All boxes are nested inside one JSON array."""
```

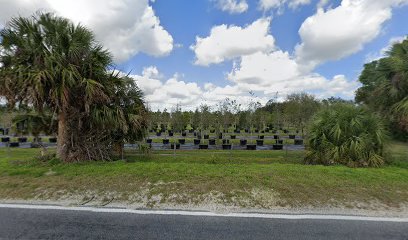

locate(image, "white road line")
[[0, 203, 407, 222]]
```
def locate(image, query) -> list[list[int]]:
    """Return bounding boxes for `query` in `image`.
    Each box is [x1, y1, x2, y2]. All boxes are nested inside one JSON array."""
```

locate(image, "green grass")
[[388, 141, 408, 168], [0, 141, 407, 209]]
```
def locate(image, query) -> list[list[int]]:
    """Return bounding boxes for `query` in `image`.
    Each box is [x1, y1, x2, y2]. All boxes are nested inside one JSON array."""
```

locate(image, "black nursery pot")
[[182, 132, 187, 137], [276, 139, 283, 144], [230, 135, 236, 139], [284, 129, 289, 134], [49, 137, 57, 143], [199, 144, 209, 149], [204, 134, 209, 139], [240, 139, 247, 145], [1, 137, 10, 143], [294, 139, 304, 145], [189, 129, 194, 133], [234, 129, 240, 133], [222, 144, 232, 150], [258, 135, 264, 139], [30, 143, 41, 148], [18, 137, 27, 143], [245, 129, 249, 133], [178, 139, 186, 144], [222, 139, 230, 144], [168, 132, 174, 137], [10, 142, 20, 147], [273, 135, 279, 139], [162, 139, 170, 144], [218, 133, 223, 139], [209, 139, 216, 145], [246, 144, 257, 150], [254, 129, 259, 133], [156, 132, 161, 137], [146, 139, 153, 143], [170, 143, 180, 149], [256, 139, 264, 146], [289, 135, 296, 139], [273, 144, 283, 150], [194, 139, 201, 145]]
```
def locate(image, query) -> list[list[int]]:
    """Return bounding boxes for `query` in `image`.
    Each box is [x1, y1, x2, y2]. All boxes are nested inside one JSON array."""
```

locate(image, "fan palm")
[[305, 104, 388, 167], [356, 37, 408, 139], [0, 13, 146, 161]]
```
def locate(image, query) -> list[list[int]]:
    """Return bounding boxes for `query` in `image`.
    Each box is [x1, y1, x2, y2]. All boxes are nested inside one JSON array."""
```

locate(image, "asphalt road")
[[0, 206, 407, 240]]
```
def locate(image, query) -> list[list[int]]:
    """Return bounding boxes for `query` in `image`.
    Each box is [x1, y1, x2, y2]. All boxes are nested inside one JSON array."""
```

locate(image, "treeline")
[[147, 94, 347, 135]]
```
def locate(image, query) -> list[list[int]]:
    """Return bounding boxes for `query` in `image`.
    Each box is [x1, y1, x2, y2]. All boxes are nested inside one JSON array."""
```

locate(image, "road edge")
[[1, 203, 408, 222]]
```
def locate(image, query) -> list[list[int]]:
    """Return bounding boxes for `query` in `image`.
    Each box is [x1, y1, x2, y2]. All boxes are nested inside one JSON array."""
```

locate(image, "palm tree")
[[305, 104, 388, 167], [356, 37, 408, 140], [106, 75, 148, 157], [0, 13, 146, 162]]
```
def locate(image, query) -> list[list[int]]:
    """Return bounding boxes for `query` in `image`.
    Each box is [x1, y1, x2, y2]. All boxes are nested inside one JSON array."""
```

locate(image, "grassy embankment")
[[0, 141, 407, 209]]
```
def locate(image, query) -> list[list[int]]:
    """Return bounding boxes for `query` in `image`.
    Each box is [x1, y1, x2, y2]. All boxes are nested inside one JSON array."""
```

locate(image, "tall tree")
[[0, 13, 146, 161], [283, 93, 320, 135], [356, 37, 408, 140]]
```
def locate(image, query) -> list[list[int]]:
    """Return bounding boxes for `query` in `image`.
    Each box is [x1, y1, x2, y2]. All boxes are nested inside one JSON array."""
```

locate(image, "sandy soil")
[[1, 188, 407, 218]]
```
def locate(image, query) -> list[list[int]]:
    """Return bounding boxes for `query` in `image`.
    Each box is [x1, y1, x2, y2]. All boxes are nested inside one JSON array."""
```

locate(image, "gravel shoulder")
[[2, 191, 408, 218]]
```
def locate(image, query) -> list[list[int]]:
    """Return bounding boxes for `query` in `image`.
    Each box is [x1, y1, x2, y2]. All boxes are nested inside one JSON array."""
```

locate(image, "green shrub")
[[305, 104, 388, 167], [138, 143, 152, 157]]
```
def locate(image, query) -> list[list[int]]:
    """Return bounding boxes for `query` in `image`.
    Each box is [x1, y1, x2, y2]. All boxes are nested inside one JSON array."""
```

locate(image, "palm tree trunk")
[[57, 112, 70, 162], [113, 142, 124, 159]]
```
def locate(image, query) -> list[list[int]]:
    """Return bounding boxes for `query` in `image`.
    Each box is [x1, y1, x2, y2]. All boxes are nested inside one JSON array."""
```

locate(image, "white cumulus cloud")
[[190, 18, 275, 66], [133, 58, 359, 110], [215, 0, 249, 14], [0, 0, 174, 63], [295, 0, 408, 71], [259, 0, 311, 11], [131, 71, 204, 110], [228, 51, 359, 98], [130, 67, 270, 110]]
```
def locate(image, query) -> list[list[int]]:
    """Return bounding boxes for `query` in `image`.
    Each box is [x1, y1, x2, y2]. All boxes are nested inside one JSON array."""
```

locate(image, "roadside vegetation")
[[306, 104, 388, 167], [0, 142, 407, 209]]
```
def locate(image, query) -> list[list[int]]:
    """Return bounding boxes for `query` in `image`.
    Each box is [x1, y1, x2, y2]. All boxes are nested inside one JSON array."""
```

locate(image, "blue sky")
[[1, 0, 407, 109], [119, 0, 407, 86]]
